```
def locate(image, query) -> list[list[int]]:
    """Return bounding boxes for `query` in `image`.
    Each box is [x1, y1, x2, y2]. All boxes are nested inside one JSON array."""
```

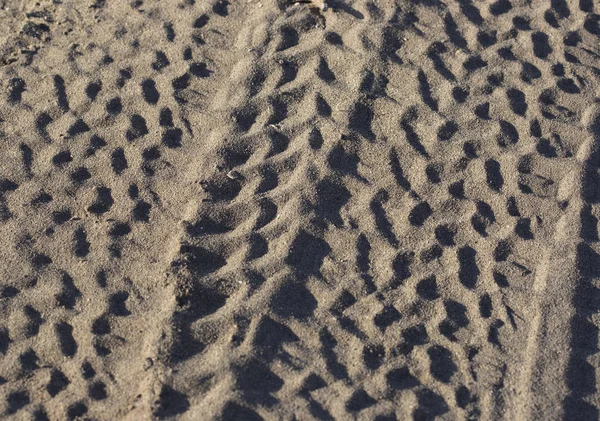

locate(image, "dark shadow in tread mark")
[[8, 78, 26, 103], [417, 69, 438, 112], [309, 127, 325, 149], [409, 202, 432, 226], [56, 273, 81, 309], [126, 114, 149, 141], [24, 305, 43, 337], [370, 191, 399, 247], [438, 121, 458, 141], [391, 251, 414, 288], [117, 68, 132, 88], [109, 291, 131, 316], [515, 218, 534, 240], [267, 130, 289, 156], [67, 119, 90, 137], [36, 113, 53, 139], [401, 119, 429, 157], [163, 23, 175, 42], [234, 359, 283, 407], [387, 366, 419, 390], [564, 244, 600, 420], [532, 31, 552, 59], [327, 143, 365, 181], [272, 280, 317, 319], [213, 0, 229, 16], [193, 14, 209, 28], [109, 222, 131, 238], [172, 245, 227, 277], [19, 349, 39, 373], [220, 402, 263, 421], [31, 253, 52, 270], [375, 305, 401, 331], [485, 159, 504, 191], [435, 224, 456, 247], [315, 94, 331, 116], [67, 402, 87, 420], [521, 62, 541, 83], [363, 344, 385, 369], [91, 317, 110, 335], [557, 78, 581, 94], [389, 148, 412, 192], [428, 345, 457, 383], [199, 175, 242, 202], [52, 150, 72, 167], [277, 25, 299, 51], [256, 167, 278, 194], [444, 12, 467, 49], [74, 228, 90, 257], [346, 389, 376, 412], [278, 59, 298, 88], [185, 216, 235, 237], [162, 128, 183, 148], [413, 388, 449, 420], [141, 79, 160, 105], [55, 322, 77, 357], [314, 178, 350, 227], [489, 0, 512, 16], [506, 88, 527, 116], [88, 187, 114, 215], [497, 120, 519, 147], [427, 42, 456, 82], [232, 108, 257, 132], [474, 102, 490, 120], [47, 370, 70, 397], [106, 97, 122, 115], [169, 282, 228, 361], [54, 75, 69, 111], [70, 167, 91, 184], [86, 81, 102, 101], [159, 108, 173, 126], [426, 164, 442, 184], [190, 62, 212, 78], [417, 276, 439, 300], [317, 57, 336, 83], [152, 51, 170, 71], [349, 102, 375, 140], [478, 29, 497, 48], [89, 381, 107, 401], [357, 234, 376, 294], [421, 244, 443, 263], [399, 324, 429, 354], [319, 327, 349, 381], [285, 230, 331, 277], [463, 55, 487, 72], [6, 391, 29, 415], [0, 328, 10, 355], [133, 201, 151, 222], [360, 70, 388, 99], [253, 317, 299, 362], [111, 148, 128, 175], [153, 385, 189, 419], [458, 246, 479, 289]]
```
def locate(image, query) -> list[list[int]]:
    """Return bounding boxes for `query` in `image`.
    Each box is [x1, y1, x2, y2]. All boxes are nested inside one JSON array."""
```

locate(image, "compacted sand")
[[1, 0, 600, 419]]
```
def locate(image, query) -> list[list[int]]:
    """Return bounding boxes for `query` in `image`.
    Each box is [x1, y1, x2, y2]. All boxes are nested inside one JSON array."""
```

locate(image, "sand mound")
[[0, 0, 599, 419]]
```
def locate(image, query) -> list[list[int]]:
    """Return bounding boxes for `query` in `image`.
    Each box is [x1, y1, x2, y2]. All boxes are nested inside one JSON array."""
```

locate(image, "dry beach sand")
[[1, 0, 600, 419]]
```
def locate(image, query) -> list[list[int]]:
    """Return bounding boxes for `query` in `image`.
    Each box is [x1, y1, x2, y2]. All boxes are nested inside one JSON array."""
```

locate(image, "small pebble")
[[227, 170, 242, 180]]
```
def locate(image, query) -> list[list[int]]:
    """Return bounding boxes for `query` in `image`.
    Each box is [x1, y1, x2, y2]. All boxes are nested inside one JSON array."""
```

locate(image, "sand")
[[0, 0, 599, 419]]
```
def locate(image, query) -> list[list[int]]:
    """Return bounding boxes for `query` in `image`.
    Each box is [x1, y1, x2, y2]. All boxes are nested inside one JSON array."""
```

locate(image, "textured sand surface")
[[1, 0, 600, 419]]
